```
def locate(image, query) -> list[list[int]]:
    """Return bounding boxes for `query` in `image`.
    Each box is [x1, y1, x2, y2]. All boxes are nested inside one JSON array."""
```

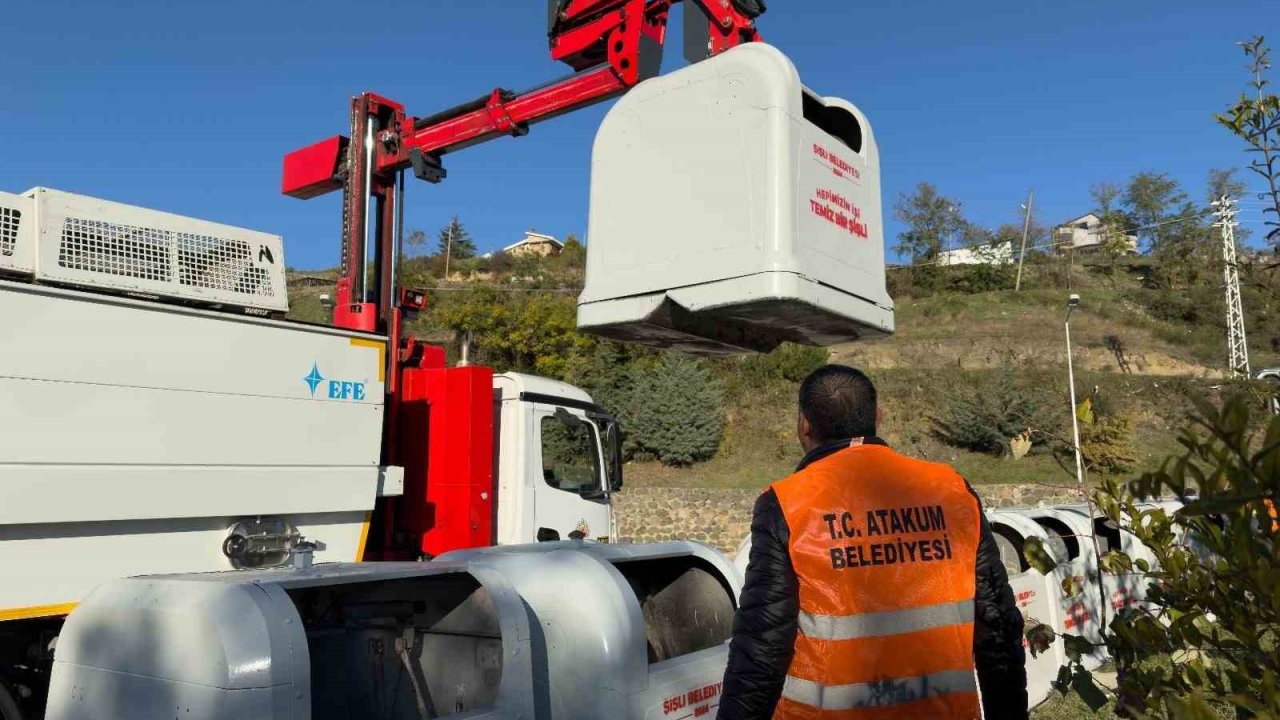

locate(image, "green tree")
[[1089, 182, 1133, 277], [1151, 200, 1215, 289], [560, 233, 586, 269], [1091, 181, 1123, 216], [1217, 37, 1280, 251], [626, 354, 726, 466], [893, 182, 969, 262], [1122, 172, 1190, 253], [932, 381, 1061, 457], [1076, 396, 1138, 476], [437, 216, 477, 260], [405, 229, 429, 257], [739, 343, 831, 384], [428, 286, 592, 378], [1208, 167, 1248, 204]]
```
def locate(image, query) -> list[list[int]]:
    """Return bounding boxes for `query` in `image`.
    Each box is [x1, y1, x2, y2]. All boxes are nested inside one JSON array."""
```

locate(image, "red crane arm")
[[280, 0, 761, 345], [283, 0, 761, 199]]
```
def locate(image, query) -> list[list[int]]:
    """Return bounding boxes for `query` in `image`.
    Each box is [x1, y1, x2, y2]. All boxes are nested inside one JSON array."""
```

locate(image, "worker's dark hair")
[[798, 365, 877, 442]]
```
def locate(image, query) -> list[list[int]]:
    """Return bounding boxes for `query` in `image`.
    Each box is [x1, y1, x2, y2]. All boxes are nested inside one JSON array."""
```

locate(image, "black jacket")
[[717, 439, 1029, 720]]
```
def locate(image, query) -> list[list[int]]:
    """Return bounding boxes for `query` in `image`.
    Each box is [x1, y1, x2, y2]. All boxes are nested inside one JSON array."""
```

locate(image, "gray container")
[[439, 541, 741, 720], [46, 561, 534, 720], [46, 542, 741, 720]]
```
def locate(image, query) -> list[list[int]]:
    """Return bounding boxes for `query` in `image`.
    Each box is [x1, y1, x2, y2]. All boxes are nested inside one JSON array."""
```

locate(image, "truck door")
[[531, 403, 611, 543]]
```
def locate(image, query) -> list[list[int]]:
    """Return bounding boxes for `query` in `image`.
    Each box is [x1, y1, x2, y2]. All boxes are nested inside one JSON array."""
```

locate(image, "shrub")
[[932, 380, 1060, 456], [945, 262, 1016, 294], [478, 251, 514, 274], [739, 343, 831, 384], [626, 354, 726, 466], [1079, 413, 1138, 476], [888, 263, 1015, 298]]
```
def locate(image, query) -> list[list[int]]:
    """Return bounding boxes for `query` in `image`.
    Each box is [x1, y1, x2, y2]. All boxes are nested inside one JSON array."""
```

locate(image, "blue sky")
[[2, 0, 1274, 268]]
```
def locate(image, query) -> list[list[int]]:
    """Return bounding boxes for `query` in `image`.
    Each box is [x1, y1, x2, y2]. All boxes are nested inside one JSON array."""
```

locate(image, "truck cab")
[[494, 373, 621, 546]]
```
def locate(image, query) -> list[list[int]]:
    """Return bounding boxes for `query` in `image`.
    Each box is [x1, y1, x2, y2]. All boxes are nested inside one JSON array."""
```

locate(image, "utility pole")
[[1212, 195, 1250, 379], [1015, 189, 1034, 291], [442, 219, 455, 281]]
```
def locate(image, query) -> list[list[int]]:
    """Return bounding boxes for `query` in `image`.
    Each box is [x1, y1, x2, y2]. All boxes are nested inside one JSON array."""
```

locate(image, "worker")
[[717, 365, 1028, 719]]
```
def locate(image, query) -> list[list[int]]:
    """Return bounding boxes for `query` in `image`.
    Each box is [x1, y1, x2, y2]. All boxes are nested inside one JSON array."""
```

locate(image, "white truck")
[[0, 187, 620, 719]]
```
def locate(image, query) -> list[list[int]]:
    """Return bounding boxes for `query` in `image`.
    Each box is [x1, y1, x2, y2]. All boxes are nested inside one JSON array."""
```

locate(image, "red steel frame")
[[284, 1, 761, 560]]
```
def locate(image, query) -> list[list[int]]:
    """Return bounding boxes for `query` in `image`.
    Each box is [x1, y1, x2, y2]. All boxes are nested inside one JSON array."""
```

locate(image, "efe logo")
[[302, 362, 367, 401]]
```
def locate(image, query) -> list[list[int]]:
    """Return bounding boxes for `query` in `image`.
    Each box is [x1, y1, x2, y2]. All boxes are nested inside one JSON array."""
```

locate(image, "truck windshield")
[[540, 414, 604, 501]]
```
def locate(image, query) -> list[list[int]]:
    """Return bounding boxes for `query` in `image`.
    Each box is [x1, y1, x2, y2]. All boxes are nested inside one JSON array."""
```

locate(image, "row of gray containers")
[[49, 502, 1180, 719]]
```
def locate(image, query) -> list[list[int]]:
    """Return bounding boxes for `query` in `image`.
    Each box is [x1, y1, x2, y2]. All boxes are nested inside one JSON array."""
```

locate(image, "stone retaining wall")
[[614, 484, 1083, 554]]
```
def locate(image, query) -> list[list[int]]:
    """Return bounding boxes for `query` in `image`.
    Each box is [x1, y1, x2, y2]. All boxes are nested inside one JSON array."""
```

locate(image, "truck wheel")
[[0, 681, 22, 720]]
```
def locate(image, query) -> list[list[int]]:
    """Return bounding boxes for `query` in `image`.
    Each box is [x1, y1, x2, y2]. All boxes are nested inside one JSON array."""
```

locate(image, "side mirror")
[[605, 421, 624, 493], [554, 406, 584, 428]]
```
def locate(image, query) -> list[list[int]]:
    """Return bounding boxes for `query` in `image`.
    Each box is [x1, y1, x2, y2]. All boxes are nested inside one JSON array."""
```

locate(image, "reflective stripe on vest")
[[798, 598, 975, 641], [770, 444, 983, 719], [782, 668, 978, 711]]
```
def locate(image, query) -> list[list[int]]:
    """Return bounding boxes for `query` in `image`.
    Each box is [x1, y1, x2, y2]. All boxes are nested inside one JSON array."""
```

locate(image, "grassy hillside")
[[625, 365, 1201, 489], [285, 252, 1279, 491]]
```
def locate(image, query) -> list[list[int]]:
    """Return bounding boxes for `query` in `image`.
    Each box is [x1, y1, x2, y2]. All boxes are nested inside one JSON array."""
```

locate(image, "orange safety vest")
[[770, 443, 983, 720]]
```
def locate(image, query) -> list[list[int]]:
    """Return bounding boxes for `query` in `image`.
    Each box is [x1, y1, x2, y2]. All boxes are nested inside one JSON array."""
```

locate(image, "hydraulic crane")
[[283, 0, 764, 339], [280, 0, 765, 561]]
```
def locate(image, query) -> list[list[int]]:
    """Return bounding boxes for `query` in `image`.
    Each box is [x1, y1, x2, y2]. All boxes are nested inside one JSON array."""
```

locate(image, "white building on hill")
[[1053, 213, 1138, 254], [503, 231, 564, 258], [938, 241, 1014, 266]]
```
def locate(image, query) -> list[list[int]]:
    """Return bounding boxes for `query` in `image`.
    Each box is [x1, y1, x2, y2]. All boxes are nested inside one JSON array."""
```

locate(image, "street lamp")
[[1065, 294, 1085, 491], [1065, 293, 1109, 635]]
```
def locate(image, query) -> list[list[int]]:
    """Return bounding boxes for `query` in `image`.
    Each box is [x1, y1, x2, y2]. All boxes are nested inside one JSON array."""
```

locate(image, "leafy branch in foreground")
[[1217, 36, 1280, 251], [1026, 395, 1279, 717]]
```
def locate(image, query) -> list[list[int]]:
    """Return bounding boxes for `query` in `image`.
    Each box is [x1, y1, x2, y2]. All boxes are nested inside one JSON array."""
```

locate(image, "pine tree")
[[437, 216, 477, 260], [560, 233, 586, 269], [626, 354, 725, 466]]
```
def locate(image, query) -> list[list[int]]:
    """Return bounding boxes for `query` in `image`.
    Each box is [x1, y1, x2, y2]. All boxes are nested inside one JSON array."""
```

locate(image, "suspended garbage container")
[[46, 562, 535, 720], [987, 510, 1062, 709], [578, 43, 894, 355], [441, 541, 740, 720]]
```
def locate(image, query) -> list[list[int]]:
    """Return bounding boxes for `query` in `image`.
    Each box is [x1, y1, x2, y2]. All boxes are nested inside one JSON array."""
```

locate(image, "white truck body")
[[0, 285, 614, 623], [0, 278, 386, 618]]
